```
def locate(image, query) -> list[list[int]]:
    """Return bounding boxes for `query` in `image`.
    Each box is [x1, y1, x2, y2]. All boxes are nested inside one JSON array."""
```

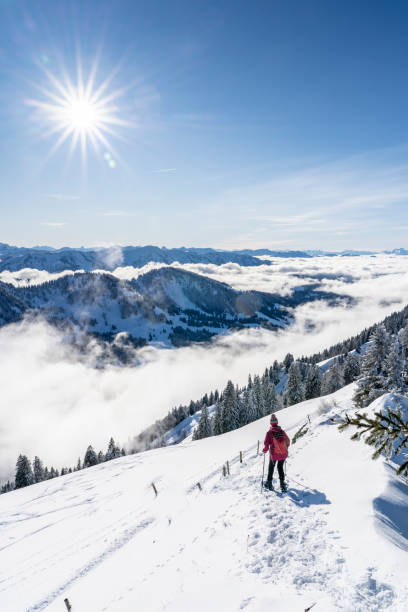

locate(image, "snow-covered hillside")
[[0, 267, 346, 348], [1, 385, 407, 611]]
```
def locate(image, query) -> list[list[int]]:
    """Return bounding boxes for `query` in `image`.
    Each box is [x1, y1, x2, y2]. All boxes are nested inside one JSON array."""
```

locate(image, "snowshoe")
[[264, 480, 274, 491], [280, 481, 288, 493]]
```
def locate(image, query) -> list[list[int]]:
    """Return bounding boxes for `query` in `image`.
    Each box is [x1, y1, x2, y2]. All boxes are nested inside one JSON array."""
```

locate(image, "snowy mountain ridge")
[[2, 242, 408, 274], [0, 243, 271, 273], [0, 385, 407, 611]]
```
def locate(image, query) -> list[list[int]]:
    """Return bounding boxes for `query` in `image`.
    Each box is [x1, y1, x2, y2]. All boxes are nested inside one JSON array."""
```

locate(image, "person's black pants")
[[267, 459, 285, 483]]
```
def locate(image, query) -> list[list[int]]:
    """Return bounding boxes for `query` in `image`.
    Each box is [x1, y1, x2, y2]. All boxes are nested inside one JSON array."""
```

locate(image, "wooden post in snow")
[[197, 482, 202, 491], [226, 460, 230, 476], [64, 599, 72, 611], [257, 440, 260, 455], [240, 451, 243, 463], [222, 465, 226, 477], [151, 482, 158, 497]]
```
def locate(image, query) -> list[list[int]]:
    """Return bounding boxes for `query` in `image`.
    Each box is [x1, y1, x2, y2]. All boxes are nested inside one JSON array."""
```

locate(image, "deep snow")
[[0, 385, 407, 611]]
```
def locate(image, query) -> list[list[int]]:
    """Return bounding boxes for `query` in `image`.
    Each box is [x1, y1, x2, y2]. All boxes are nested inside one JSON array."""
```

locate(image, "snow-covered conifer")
[[15, 455, 34, 489], [33, 456, 44, 483], [106, 438, 121, 461], [343, 353, 361, 384], [354, 324, 390, 407], [321, 361, 344, 395], [286, 361, 304, 406], [221, 380, 239, 432], [252, 375, 265, 418], [213, 400, 224, 435], [304, 365, 322, 399], [83, 445, 98, 468], [272, 360, 281, 384], [193, 405, 212, 440], [385, 337, 405, 392], [283, 353, 294, 372]]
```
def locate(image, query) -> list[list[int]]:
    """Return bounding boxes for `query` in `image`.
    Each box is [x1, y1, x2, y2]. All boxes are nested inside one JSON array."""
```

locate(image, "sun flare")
[[27, 60, 129, 164]]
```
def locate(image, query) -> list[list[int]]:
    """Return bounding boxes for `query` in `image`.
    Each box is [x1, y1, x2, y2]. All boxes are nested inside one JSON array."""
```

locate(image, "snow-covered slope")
[[1, 385, 407, 611]]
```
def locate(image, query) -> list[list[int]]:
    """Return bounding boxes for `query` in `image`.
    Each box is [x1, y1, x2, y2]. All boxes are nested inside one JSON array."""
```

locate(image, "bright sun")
[[27, 61, 128, 164], [65, 98, 99, 130]]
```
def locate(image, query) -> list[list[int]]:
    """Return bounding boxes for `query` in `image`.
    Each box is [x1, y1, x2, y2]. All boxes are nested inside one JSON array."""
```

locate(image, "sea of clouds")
[[1, 254, 408, 481]]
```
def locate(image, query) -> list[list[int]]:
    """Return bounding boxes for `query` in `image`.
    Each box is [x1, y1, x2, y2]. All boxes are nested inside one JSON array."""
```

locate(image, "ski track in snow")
[[0, 386, 407, 611]]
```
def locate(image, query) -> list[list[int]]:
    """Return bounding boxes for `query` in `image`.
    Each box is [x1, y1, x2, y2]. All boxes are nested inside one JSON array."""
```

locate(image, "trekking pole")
[[261, 452, 266, 491]]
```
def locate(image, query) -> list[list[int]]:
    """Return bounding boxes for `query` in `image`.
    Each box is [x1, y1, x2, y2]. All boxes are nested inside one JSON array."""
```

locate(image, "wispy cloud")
[[45, 194, 80, 201], [213, 148, 408, 234], [153, 168, 176, 173], [98, 211, 140, 217], [99, 211, 128, 217], [41, 221, 65, 227]]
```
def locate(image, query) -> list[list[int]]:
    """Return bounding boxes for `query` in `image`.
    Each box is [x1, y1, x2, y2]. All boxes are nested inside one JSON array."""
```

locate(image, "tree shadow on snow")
[[373, 465, 408, 552], [286, 487, 331, 507]]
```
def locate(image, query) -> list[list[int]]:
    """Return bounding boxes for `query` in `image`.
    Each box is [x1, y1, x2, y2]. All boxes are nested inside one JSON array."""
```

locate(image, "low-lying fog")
[[1, 254, 407, 481]]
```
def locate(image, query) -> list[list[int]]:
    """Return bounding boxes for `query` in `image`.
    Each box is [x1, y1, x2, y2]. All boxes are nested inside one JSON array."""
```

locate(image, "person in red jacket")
[[263, 413, 290, 492]]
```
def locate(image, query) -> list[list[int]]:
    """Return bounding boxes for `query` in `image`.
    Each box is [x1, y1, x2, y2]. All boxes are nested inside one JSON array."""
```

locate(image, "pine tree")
[[321, 362, 344, 395], [304, 365, 322, 399], [76, 457, 82, 471], [83, 445, 98, 468], [252, 375, 265, 418], [270, 382, 282, 413], [286, 361, 304, 406], [15, 455, 34, 489], [262, 377, 280, 415], [193, 405, 212, 440], [398, 326, 408, 361], [33, 456, 44, 483], [213, 400, 224, 435], [221, 380, 239, 432], [1, 480, 13, 494], [354, 325, 390, 407], [97, 450, 105, 463], [283, 353, 294, 372], [343, 353, 361, 384], [106, 438, 121, 461], [239, 389, 249, 426], [247, 374, 253, 389], [242, 388, 257, 424], [385, 337, 405, 392], [339, 405, 408, 476], [272, 360, 281, 384]]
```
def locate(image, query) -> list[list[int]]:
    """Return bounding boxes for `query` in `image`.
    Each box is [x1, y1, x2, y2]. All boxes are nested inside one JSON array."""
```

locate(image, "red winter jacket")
[[263, 424, 290, 461]]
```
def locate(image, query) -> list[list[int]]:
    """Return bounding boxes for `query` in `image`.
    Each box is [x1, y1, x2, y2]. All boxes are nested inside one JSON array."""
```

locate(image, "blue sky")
[[1, 0, 408, 250]]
